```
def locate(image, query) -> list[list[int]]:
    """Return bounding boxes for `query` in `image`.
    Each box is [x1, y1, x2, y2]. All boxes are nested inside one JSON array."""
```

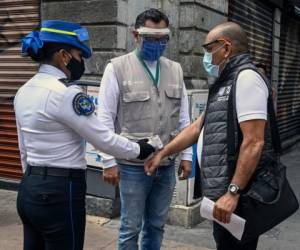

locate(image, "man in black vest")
[[145, 22, 275, 250]]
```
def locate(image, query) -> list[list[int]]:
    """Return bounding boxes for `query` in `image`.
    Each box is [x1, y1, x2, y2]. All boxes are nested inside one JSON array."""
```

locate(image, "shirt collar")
[[38, 64, 67, 79]]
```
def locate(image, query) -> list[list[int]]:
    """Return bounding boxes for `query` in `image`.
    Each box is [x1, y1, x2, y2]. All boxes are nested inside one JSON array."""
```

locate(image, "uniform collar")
[[38, 64, 67, 79]]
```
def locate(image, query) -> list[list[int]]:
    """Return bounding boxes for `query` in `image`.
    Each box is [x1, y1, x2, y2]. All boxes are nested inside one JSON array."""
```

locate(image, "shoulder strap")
[[227, 68, 281, 166], [266, 87, 282, 154]]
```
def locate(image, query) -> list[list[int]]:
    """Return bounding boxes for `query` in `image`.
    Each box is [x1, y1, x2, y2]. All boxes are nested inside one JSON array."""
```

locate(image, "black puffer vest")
[[200, 53, 276, 201]]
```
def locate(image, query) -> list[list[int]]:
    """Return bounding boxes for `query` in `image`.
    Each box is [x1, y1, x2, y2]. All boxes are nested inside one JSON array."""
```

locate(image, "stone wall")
[[41, 0, 128, 83], [179, 0, 228, 88]]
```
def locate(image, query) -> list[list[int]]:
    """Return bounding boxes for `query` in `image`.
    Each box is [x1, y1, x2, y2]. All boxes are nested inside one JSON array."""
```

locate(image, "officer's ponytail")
[[26, 47, 45, 62], [21, 31, 45, 62]]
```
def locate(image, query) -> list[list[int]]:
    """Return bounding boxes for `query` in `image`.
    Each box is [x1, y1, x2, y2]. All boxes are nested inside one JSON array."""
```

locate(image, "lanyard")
[[135, 49, 160, 86]]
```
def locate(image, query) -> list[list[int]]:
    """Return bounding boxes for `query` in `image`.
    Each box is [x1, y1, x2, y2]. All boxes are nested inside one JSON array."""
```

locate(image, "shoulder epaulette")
[[59, 78, 78, 87]]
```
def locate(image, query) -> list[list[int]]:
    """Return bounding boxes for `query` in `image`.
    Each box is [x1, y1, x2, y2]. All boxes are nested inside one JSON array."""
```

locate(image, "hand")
[[137, 139, 155, 160], [103, 166, 119, 186], [213, 192, 239, 224], [178, 160, 192, 180], [144, 152, 163, 175]]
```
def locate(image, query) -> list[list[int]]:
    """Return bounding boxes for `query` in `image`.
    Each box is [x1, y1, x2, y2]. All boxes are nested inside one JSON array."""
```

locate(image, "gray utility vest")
[[200, 53, 277, 201], [111, 51, 184, 165]]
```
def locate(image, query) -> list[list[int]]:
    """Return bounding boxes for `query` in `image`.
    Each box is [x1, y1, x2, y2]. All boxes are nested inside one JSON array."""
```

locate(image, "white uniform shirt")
[[197, 69, 269, 165], [14, 64, 140, 172], [98, 61, 193, 168]]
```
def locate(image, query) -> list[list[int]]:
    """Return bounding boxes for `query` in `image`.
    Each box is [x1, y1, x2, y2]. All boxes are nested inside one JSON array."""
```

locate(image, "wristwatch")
[[228, 183, 242, 195]]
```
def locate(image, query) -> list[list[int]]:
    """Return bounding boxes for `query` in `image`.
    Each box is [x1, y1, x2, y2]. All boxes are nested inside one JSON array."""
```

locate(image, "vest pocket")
[[165, 88, 181, 99], [122, 91, 151, 121], [165, 88, 181, 118], [123, 91, 150, 102]]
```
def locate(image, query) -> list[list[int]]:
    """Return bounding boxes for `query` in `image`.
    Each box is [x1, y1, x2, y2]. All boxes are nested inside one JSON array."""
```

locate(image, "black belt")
[[27, 165, 85, 178]]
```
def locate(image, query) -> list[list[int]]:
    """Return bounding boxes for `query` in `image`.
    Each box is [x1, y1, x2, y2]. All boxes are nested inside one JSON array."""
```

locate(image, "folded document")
[[200, 197, 246, 240]]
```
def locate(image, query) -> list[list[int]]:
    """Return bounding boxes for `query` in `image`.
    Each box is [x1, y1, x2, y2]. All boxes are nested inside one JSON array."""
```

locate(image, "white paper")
[[200, 197, 246, 240]]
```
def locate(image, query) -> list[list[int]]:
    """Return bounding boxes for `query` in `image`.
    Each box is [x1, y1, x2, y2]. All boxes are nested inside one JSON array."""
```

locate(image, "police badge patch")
[[72, 93, 95, 116]]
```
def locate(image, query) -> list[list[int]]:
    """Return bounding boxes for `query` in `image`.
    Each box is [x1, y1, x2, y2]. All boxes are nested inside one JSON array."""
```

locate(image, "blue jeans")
[[118, 164, 176, 250]]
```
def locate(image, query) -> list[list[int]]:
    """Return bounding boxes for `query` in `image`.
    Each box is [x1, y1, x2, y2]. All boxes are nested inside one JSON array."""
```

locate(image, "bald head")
[[208, 22, 248, 54]]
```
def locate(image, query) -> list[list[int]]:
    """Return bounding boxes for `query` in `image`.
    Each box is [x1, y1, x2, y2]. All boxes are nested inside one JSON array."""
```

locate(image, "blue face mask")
[[202, 44, 225, 78], [139, 39, 167, 61], [203, 52, 220, 78]]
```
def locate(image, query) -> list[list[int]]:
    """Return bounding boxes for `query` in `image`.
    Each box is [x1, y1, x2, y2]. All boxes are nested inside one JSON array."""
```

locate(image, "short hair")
[[135, 8, 169, 29], [214, 22, 249, 53]]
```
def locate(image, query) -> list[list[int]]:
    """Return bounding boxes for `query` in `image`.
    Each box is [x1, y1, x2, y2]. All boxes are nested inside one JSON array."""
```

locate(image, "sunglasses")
[[202, 39, 230, 52]]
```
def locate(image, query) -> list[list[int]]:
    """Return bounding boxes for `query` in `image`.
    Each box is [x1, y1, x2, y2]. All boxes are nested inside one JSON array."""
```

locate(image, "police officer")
[[15, 20, 155, 250]]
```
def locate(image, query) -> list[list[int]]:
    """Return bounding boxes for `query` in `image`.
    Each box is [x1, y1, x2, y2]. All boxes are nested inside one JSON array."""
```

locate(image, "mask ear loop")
[[212, 43, 226, 54], [220, 41, 232, 69], [63, 50, 72, 66], [64, 50, 83, 63], [209, 42, 230, 68]]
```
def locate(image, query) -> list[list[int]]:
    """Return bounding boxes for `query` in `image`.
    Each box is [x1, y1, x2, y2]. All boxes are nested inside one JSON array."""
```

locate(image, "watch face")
[[229, 184, 238, 193]]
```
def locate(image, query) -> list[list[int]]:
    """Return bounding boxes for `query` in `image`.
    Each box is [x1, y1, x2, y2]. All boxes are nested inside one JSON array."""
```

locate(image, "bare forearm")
[[231, 139, 264, 189], [160, 114, 204, 159]]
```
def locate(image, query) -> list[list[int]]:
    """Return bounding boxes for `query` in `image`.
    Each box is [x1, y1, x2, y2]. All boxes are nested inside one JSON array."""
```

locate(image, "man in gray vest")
[[97, 8, 193, 250], [145, 22, 276, 250]]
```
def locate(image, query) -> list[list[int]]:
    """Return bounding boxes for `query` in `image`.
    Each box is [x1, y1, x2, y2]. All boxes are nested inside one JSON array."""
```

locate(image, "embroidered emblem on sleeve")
[[72, 93, 95, 116]]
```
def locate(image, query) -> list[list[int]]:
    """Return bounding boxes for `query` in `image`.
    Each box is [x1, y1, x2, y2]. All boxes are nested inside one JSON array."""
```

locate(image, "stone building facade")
[[2, 0, 300, 227]]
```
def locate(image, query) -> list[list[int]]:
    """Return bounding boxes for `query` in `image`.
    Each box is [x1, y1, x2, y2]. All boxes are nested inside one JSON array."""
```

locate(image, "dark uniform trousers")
[[17, 167, 86, 250]]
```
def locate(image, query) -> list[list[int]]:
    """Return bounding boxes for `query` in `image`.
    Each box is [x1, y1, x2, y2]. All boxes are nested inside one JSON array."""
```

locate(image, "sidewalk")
[[0, 189, 211, 250], [1, 143, 300, 250]]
